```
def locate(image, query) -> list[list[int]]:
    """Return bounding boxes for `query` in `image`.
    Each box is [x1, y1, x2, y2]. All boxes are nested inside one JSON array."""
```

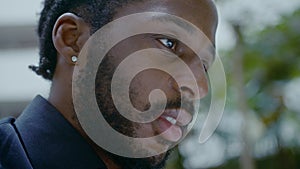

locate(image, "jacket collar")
[[15, 95, 107, 169]]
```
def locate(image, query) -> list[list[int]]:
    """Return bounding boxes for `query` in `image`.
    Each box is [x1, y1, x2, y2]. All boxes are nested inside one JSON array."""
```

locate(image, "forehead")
[[113, 0, 218, 44]]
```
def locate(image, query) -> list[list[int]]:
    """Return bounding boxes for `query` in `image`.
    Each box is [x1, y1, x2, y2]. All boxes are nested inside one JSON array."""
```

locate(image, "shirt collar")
[[15, 95, 107, 169]]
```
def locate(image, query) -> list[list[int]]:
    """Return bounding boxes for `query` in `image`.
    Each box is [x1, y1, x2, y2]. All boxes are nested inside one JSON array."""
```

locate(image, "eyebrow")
[[152, 15, 216, 61], [152, 15, 196, 34]]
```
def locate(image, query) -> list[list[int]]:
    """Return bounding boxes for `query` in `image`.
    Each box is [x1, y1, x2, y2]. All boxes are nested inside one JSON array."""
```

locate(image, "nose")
[[184, 59, 209, 100], [169, 54, 209, 100]]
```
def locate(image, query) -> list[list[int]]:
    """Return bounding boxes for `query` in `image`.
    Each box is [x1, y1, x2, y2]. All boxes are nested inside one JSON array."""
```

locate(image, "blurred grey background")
[[0, 0, 50, 117]]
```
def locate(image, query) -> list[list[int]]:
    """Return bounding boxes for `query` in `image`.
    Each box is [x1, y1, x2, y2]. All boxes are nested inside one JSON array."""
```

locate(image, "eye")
[[203, 64, 208, 72], [158, 38, 177, 50]]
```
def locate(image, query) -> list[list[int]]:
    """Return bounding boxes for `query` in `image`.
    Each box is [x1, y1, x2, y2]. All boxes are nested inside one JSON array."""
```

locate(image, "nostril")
[[180, 86, 195, 99]]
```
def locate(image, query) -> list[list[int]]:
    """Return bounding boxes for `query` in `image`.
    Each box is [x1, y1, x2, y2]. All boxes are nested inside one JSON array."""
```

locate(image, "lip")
[[160, 109, 192, 126], [155, 108, 192, 142]]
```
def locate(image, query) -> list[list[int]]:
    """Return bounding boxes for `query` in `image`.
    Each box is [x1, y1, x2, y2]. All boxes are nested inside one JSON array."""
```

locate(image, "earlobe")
[[52, 13, 90, 65]]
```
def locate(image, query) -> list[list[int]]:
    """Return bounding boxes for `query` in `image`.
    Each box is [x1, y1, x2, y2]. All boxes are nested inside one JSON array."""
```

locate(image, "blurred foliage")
[[212, 7, 300, 169], [210, 147, 300, 169], [229, 8, 300, 125], [166, 7, 300, 169]]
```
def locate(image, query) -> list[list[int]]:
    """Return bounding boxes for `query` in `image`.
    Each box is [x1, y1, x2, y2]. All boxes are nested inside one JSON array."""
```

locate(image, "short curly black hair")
[[29, 0, 140, 80]]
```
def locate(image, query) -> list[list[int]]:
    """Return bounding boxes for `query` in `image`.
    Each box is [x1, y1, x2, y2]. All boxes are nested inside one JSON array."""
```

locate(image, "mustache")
[[144, 95, 195, 116]]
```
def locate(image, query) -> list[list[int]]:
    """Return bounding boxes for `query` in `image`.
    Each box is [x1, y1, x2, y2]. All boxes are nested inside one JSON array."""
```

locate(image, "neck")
[[48, 80, 121, 169], [48, 78, 78, 130]]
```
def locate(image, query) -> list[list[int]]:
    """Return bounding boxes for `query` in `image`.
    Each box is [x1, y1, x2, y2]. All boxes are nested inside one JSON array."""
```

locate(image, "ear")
[[52, 13, 90, 65]]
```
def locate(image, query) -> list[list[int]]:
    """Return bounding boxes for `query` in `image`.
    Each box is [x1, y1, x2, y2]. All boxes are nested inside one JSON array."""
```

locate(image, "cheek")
[[129, 69, 175, 111]]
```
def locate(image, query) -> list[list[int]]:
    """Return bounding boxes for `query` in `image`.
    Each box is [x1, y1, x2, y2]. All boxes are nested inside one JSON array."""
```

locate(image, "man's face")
[[94, 0, 217, 168]]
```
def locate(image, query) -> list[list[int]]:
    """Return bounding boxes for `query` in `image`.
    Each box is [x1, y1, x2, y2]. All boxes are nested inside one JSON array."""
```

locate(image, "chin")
[[149, 152, 169, 166], [105, 149, 172, 169], [150, 149, 175, 168]]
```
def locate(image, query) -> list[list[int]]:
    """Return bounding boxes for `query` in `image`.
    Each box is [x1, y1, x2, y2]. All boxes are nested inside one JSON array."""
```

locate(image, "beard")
[[94, 51, 196, 168], [94, 55, 173, 169], [103, 150, 171, 169]]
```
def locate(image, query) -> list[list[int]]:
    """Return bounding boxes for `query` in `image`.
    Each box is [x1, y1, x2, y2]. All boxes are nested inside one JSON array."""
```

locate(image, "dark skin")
[[49, 0, 218, 168]]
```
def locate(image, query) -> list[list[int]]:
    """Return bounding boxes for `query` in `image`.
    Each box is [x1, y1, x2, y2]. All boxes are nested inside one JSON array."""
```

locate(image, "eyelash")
[[203, 64, 208, 72], [157, 38, 177, 50], [157, 37, 209, 72]]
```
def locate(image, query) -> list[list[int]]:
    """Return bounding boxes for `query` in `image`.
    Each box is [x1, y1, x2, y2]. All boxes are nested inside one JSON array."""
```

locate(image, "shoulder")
[[0, 117, 33, 169]]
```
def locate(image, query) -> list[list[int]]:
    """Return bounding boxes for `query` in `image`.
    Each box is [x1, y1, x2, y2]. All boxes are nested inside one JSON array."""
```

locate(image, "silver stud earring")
[[71, 56, 78, 63]]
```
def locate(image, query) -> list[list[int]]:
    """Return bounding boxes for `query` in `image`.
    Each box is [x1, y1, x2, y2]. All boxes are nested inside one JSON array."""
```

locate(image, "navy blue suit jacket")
[[0, 96, 106, 169]]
